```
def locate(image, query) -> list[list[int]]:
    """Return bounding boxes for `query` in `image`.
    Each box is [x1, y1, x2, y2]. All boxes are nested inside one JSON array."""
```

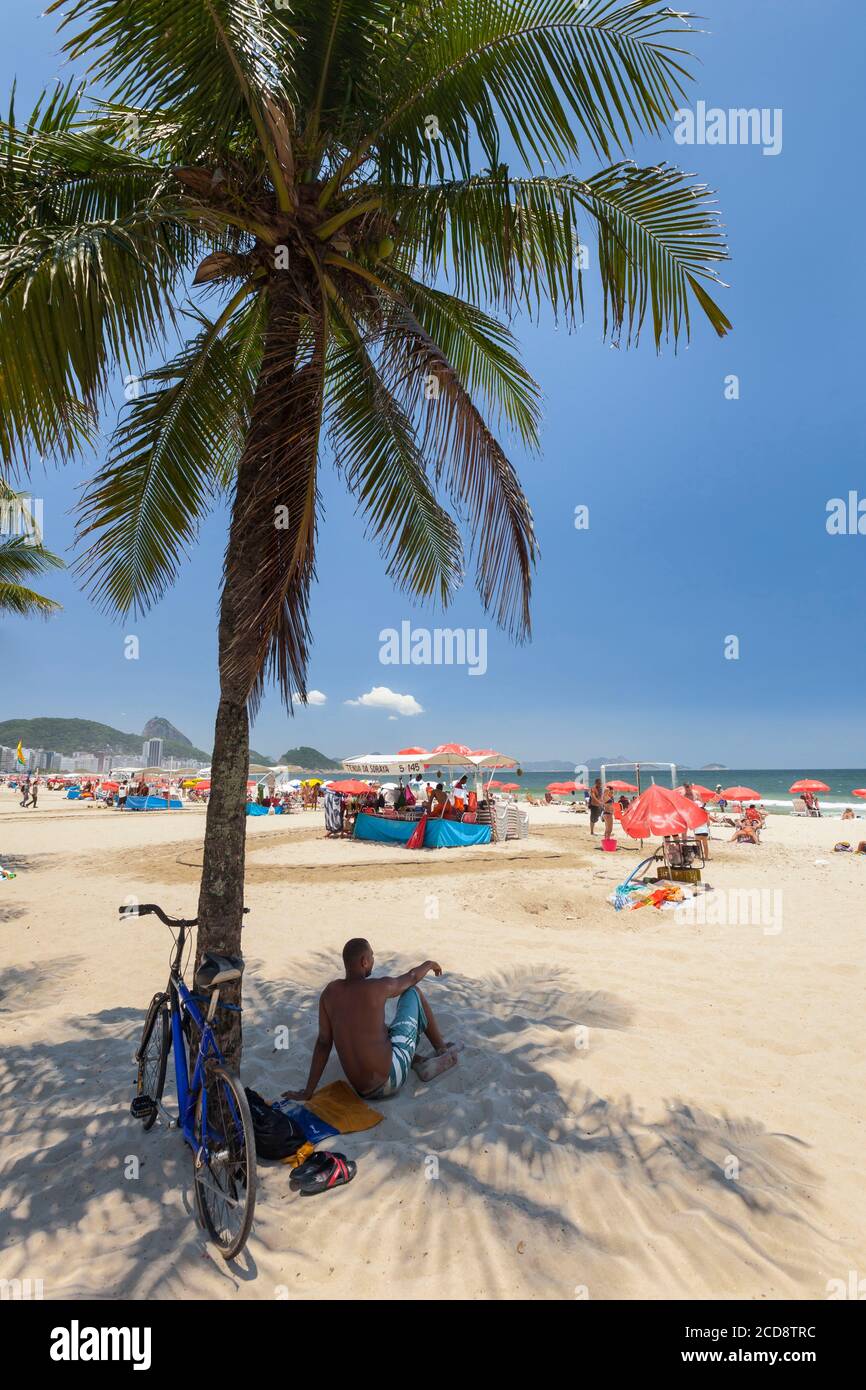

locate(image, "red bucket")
[[601, 837, 618, 852]]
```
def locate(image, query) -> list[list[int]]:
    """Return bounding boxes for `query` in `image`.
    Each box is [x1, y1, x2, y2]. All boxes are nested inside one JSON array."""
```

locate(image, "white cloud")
[[345, 685, 424, 717], [292, 689, 327, 705]]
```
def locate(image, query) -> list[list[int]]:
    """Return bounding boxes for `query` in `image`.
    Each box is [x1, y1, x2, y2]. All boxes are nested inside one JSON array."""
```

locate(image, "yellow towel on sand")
[[304, 1080, 383, 1134]]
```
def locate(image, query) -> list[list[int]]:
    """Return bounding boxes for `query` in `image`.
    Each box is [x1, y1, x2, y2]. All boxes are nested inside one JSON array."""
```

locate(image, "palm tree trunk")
[[194, 452, 259, 1069], [195, 285, 301, 1069]]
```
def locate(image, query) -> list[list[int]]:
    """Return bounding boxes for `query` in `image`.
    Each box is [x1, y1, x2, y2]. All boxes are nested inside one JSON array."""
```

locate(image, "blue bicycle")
[[126, 902, 257, 1259]]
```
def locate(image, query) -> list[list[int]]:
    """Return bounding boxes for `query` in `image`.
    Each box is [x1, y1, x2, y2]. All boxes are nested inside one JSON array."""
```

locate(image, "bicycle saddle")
[[194, 951, 245, 992]]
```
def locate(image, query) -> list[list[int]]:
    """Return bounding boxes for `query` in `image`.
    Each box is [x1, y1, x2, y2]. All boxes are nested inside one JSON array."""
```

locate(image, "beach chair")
[[658, 835, 704, 882]]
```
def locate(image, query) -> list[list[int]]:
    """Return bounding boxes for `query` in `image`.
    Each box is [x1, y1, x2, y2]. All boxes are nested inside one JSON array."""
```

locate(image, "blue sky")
[[1, 1, 864, 767]]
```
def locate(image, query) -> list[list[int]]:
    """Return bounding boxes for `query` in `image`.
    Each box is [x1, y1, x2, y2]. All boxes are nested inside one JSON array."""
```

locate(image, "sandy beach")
[[1, 788, 864, 1301]]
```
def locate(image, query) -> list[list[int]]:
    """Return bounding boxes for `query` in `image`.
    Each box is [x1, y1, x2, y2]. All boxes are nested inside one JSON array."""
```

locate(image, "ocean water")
[[507, 768, 866, 814]]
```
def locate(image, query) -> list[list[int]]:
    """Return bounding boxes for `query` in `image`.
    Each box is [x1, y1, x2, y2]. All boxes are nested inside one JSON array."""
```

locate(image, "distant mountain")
[[142, 716, 192, 747], [0, 716, 274, 765], [279, 745, 342, 770], [581, 754, 633, 767]]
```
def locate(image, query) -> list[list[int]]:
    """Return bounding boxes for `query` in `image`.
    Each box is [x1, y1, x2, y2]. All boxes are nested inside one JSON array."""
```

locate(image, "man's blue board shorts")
[[364, 987, 428, 1099]]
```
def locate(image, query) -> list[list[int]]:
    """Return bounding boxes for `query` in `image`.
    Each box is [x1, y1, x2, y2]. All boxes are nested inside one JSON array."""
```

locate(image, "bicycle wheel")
[[135, 993, 170, 1131], [193, 1064, 256, 1260]]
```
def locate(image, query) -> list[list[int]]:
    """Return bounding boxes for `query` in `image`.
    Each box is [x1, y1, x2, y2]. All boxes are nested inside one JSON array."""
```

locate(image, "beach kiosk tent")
[[341, 754, 429, 779], [342, 748, 518, 796], [340, 748, 520, 848]]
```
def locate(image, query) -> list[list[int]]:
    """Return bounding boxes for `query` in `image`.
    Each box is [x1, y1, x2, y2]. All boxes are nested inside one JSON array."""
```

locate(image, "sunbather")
[[731, 822, 760, 844], [283, 939, 458, 1103]]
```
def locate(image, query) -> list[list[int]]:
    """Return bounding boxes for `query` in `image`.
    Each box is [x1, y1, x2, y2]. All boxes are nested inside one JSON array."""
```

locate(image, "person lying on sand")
[[731, 822, 760, 843], [283, 939, 460, 1103]]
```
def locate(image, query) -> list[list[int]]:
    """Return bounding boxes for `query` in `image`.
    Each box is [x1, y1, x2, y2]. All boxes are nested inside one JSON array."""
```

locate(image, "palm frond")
[[386, 269, 543, 440], [575, 160, 731, 341], [0, 506, 63, 616], [48, 0, 299, 168], [326, 316, 462, 607], [385, 165, 729, 342], [326, 0, 700, 195], [0, 575, 62, 618], [381, 305, 538, 639], [76, 289, 263, 615]]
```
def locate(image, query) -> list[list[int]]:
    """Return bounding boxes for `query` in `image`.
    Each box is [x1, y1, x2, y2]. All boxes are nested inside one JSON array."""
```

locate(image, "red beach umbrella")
[[852, 789, 866, 798], [487, 780, 503, 788], [328, 779, 375, 795], [720, 786, 762, 801], [789, 779, 830, 793], [606, 780, 638, 793], [501, 783, 521, 791], [429, 742, 474, 757], [622, 785, 709, 839], [397, 747, 429, 756]]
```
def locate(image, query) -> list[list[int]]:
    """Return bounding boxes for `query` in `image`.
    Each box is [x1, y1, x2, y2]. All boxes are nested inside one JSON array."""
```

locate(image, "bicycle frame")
[[167, 974, 224, 1158], [129, 903, 247, 1174]]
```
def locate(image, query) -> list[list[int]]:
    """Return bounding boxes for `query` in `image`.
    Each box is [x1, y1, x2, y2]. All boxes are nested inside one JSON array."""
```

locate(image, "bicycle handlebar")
[[119, 903, 249, 927]]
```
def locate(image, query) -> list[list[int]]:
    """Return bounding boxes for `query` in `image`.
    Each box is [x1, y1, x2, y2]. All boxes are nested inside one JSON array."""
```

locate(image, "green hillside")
[[0, 717, 273, 765], [279, 745, 341, 770]]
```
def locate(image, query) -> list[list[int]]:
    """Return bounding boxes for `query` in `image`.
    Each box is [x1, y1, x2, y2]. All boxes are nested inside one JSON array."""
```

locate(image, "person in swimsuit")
[[602, 785, 615, 838], [589, 778, 604, 834], [426, 783, 451, 817], [283, 939, 458, 1102]]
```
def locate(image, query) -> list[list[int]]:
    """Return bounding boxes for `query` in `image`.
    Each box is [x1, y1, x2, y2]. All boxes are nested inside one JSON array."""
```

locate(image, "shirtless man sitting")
[[283, 939, 460, 1102]]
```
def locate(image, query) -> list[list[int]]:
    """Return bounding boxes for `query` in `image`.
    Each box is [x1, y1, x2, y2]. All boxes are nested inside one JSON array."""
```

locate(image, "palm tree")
[[0, 481, 63, 618], [0, 1, 729, 1063]]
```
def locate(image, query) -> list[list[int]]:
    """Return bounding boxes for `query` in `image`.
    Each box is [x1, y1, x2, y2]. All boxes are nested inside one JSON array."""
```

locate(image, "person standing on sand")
[[683, 782, 710, 860], [28, 776, 38, 809], [589, 778, 604, 834], [602, 784, 615, 838], [283, 939, 460, 1102], [19, 775, 30, 808]]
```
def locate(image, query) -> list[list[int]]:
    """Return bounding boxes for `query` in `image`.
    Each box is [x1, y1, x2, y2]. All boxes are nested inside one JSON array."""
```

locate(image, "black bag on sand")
[[244, 1087, 307, 1160]]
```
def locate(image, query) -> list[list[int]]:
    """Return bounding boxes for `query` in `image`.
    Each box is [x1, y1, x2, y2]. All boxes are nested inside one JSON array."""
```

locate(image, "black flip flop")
[[290, 1151, 356, 1195]]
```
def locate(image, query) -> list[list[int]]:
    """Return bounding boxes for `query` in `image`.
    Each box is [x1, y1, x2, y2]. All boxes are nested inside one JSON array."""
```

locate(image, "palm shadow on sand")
[[0, 952, 834, 1298]]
